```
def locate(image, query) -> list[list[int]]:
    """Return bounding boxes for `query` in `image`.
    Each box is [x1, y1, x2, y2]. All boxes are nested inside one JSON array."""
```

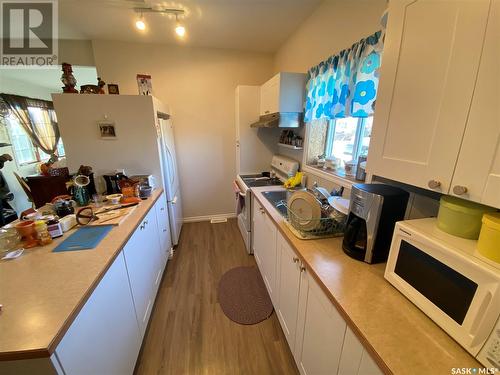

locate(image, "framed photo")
[[137, 74, 153, 96], [98, 121, 117, 140], [108, 84, 120, 95]]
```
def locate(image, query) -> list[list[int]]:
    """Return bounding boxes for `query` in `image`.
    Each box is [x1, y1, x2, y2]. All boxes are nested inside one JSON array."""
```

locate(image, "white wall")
[[92, 40, 274, 219], [274, 0, 387, 73]]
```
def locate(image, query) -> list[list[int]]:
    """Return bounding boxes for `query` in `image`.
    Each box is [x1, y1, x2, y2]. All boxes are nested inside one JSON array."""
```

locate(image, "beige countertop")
[[251, 186, 481, 375], [0, 189, 163, 361]]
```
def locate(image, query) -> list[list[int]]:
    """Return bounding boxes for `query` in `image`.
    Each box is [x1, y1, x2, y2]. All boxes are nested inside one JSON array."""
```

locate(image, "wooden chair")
[[13, 172, 35, 209]]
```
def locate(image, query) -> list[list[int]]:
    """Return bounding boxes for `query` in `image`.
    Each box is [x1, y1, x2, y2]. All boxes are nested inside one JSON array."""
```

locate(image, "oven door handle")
[[469, 290, 496, 348]]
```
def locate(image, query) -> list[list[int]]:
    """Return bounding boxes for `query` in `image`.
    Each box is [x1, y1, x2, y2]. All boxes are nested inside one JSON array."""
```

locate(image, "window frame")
[[302, 116, 373, 188], [4, 111, 66, 167]]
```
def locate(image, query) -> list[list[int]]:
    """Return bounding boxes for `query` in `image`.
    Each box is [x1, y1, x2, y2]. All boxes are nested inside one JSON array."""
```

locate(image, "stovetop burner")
[[239, 174, 283, 188]]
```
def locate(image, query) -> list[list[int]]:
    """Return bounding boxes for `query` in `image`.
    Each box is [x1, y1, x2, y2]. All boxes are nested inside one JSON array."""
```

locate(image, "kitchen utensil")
[[73, 174, 91, 206], [344, 160, 358, 176], [106, 194, 123, 204], [76, 203, 139, 226], [287, 191, 322, 231], [0, 228, 21, 254], [53, 225, 114, 252], [437, 196, 496, 239], [139, 185, 152, 199], [15, 220, 38, 248], [2, 249, 24, 260], [53, 199, 76, 218]]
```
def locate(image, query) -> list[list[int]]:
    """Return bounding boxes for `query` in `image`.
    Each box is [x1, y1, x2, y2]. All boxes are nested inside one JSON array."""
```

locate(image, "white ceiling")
[[58, 0, 322, 53]]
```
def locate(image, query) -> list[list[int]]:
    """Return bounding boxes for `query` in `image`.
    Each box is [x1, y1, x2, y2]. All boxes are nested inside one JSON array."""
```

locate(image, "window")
[[5, 113, 66, 166], [325, 116, 373, 164], [305, 116, 373, 178]]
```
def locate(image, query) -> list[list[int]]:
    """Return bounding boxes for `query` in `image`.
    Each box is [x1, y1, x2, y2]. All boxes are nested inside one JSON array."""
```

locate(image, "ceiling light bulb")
[[136, 16, 146, 30], [175, 23, 185, 37]]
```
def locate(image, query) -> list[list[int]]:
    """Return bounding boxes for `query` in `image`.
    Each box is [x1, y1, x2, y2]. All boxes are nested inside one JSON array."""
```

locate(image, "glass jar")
[[34, 220, 53, 246]]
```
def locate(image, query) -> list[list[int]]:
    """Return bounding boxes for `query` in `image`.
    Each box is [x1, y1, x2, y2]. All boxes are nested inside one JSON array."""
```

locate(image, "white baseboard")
[[183, 213, 237, 223]]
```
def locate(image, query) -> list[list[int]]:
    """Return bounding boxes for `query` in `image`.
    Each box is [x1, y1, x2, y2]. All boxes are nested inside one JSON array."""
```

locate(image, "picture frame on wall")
[[107, 84, 120, 95], [136, 74, 153, 96], [98, 120, 117, 140]]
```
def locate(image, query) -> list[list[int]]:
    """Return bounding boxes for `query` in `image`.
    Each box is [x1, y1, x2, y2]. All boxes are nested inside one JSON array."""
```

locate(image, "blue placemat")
[[53, 225, 114, 252]]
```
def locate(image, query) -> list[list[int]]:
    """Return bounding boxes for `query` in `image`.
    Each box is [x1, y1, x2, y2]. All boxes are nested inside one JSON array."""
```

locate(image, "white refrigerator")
[[52, 94, 183, 246]]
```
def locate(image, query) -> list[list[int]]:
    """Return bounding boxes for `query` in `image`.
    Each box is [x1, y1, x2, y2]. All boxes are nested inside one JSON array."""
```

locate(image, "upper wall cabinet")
[[449, 0, 500, 208], [367, 0, 491, 195], [260, 72, 306, 116]]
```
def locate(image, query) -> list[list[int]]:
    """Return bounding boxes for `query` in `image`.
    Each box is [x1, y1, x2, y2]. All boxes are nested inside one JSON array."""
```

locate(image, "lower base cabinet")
[[295, 268, 347, 375], [55, 252, 141, 375], [259, 209, 384, 375]]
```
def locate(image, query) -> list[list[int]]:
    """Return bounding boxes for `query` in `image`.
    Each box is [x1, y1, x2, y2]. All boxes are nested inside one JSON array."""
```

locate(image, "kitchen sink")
[[262, 190, 289, 218]]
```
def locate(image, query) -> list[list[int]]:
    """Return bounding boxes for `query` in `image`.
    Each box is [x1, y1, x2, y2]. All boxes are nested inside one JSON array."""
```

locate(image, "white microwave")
[[385, 218, 500, 369]]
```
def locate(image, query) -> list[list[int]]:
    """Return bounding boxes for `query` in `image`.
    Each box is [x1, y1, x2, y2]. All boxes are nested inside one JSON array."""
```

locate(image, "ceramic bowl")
[[106, 194, 123, 205]]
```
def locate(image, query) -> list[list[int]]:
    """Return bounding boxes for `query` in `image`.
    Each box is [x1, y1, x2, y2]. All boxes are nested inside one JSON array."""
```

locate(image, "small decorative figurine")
[[61, 63, 78, 93], [107, 84, 119, 95], [97, 77, 106, 94]]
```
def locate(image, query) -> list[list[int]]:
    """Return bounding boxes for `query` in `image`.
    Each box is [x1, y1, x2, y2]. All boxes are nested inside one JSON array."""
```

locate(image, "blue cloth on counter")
[[53, 225, 114, 252]]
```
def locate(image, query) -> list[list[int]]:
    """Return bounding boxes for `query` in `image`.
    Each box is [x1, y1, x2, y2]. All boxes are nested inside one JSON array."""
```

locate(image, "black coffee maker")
[[103, 173, 126, 195], [342, 184, 409, 264]]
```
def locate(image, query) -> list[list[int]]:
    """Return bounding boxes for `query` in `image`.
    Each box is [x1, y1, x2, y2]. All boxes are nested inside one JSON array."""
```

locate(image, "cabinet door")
[[450, 0, 500, 208], [337, 326, 383, 375], [55, 253, 141, 375], [260, 74, 280, 115], [276, 231, 302, 352], [295, 269, 347, 375], [252, 196, 264, 267], [367, 0, 490, 193], [155, 193, 171, 264], [123, 208, 161, 338], [252, 198, 278, 304]]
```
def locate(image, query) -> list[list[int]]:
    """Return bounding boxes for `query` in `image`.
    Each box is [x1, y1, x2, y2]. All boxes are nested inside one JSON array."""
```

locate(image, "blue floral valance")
[[304, 30, 384, 122]]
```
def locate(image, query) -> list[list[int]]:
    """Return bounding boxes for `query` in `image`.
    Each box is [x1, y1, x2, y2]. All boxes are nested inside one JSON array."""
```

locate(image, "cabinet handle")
[[140, 224, 145, 230], [259, 208, 265, 214], [453, 185, 468, 195], [428, 180, 441, 189], [300, 265, 306, 273], [160, 207, 165, 211], [293, 257, 299, 263], [163, 229, 167, 232]]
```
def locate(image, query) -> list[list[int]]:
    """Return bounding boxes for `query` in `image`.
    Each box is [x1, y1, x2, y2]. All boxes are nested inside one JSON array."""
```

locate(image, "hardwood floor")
[[135, 219, 299, 375]]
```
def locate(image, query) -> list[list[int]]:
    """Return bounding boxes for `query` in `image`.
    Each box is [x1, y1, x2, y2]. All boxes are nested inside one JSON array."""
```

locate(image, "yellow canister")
[[477, 213, 500, 264]]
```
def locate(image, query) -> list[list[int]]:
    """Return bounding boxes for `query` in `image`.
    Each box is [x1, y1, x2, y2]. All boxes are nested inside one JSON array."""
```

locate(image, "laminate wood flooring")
[[134, 219, 299, 375]]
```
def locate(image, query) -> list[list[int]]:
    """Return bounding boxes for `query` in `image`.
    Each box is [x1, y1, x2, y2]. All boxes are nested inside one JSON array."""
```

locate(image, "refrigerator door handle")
[[168, 196, 178, 205]]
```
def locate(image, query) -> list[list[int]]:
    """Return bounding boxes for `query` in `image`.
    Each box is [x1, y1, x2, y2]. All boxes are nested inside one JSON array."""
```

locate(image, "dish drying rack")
[[276, 200, 345, 240]]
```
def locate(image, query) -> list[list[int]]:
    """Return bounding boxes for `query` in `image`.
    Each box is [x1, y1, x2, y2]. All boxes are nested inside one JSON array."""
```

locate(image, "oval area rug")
[[218, 266, 273, 325]]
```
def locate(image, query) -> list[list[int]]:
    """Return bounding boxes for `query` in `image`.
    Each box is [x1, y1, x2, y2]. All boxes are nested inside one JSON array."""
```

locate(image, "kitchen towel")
[[53, 225, 114, 252]]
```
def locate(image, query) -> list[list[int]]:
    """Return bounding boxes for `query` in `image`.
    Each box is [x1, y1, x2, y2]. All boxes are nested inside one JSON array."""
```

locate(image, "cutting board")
[[89, 205, 137, 226], [53, 225, 114, 252]]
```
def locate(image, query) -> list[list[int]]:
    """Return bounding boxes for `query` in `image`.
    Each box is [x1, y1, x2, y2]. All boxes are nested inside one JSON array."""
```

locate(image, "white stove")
[[234, 155, 299, 253]]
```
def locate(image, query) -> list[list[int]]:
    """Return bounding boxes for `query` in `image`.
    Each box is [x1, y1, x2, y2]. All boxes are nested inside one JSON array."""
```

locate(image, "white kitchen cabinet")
[[276, 231, 302, 352], [252, 196, 278, 305], [449, 0, 500, 207], [337, 326, 383, 375], [55, 252, 141, 375], [260, 72, 306, 116], [123, 207, 162, 339], [294, 268, 347, 375], [367, 0, 491, 194], [155, 192, 171, 265]]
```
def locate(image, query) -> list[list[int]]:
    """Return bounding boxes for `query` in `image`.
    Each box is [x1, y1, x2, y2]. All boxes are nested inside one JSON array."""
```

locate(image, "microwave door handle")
[[469, 290, 495, 348]]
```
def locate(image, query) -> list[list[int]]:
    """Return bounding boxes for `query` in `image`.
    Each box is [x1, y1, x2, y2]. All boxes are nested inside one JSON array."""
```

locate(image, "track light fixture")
[[133, 7, 186, 37]]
